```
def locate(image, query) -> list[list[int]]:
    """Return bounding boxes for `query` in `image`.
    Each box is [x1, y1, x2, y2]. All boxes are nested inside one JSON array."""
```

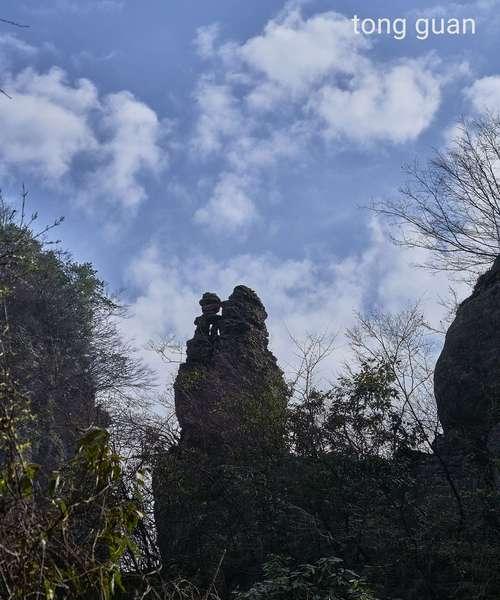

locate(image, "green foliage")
[[0, 197, 148, 476], [230, 383, 288, 455], [0, 366, 144, 599], [154, 446, 278, 591], [327, 360, 425, 457], [0, 197, 147, 599], [233, 555, 377, 600], [289, 359, 424, 459]]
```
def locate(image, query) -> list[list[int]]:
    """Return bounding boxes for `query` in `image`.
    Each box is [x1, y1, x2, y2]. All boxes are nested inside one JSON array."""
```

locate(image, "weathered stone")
[[434, 256, 500, 444], [199, 292, 222, 315], [174, 285, 288, 449]]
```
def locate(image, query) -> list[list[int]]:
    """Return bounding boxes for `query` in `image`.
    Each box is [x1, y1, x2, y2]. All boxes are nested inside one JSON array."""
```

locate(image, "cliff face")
[[434, 256, 500, 446], [174, 285, 288, 450]]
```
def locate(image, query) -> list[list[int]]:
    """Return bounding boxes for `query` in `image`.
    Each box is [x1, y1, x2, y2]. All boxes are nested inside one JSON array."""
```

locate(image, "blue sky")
[[1, 0, 499, 383]]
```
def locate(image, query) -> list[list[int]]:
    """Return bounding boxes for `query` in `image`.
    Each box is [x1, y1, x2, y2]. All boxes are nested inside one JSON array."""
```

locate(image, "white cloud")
[[0, 67, 167, 210], [0, 33, 38, 62], [84, 91, 167, 210], [239, 10, 369, 96], [465, 75, 500, 113], [312, 58, 442, 143], [194, 172, 257, 232], [193, 81, 244, 155], [194, 24, 220, 60], [191, 8, 448, 235], [0, 68, 98, 178], [196, 9, 445, 140]]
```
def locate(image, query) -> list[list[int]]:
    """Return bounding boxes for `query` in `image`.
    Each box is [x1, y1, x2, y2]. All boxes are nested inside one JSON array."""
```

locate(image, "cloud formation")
[[311, 57, 442, 143], [194, 172, 257, 232], [466, 75, 500, 113], [84, 91, 166, 210], [191, 8, 447, 235], [0, 67, 167, 211], [239, 11, 368, 97]]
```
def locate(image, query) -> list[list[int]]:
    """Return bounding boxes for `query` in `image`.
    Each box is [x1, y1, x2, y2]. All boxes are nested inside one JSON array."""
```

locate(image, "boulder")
[[434, 256, 500, 443]]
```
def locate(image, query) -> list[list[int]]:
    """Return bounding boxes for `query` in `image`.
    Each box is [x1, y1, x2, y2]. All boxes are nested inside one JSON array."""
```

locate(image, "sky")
[[1, 0, 499, 389]]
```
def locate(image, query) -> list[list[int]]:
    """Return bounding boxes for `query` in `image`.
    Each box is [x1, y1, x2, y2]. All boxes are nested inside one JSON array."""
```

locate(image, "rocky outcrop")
[[174, 285, 288, 449], [434, 256, 500, 445], [154, 286, 290, 590]]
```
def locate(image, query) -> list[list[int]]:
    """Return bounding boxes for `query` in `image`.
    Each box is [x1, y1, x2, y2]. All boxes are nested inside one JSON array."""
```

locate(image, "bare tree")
[[148, 333, 185, 366], [287, 330, 337, 404], [0, 17, 29, 27], [373, 114, 500, 278], [104, 334, 186, 571], [346, 304, 439, 442], [106, 389, 180, 572]]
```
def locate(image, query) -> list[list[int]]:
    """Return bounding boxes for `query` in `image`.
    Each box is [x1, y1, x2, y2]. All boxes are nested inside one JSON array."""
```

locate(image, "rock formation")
[[174, 285, 288, 449], [154, 286, 290, 589], [434, 256, 500, 446], [153, 273, 500, 598]]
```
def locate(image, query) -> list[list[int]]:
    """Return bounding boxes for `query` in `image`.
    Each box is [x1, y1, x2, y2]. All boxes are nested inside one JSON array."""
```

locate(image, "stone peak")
[[184, 285, 269, 365]]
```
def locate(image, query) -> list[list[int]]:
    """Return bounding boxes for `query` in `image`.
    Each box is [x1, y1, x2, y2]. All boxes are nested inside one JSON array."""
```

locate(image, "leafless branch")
[[372, 114, 500, 278], [0, 17, 29, 28]]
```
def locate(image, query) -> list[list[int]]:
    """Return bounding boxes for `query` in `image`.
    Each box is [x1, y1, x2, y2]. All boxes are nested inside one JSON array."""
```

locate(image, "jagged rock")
[[174, 285, 288, 449], [434, 256, 500, 444]]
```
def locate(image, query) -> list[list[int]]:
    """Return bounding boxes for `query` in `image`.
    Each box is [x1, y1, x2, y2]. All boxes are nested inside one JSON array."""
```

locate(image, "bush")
[[0, 367, 143, 599], [233, 555, 377, 600]]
